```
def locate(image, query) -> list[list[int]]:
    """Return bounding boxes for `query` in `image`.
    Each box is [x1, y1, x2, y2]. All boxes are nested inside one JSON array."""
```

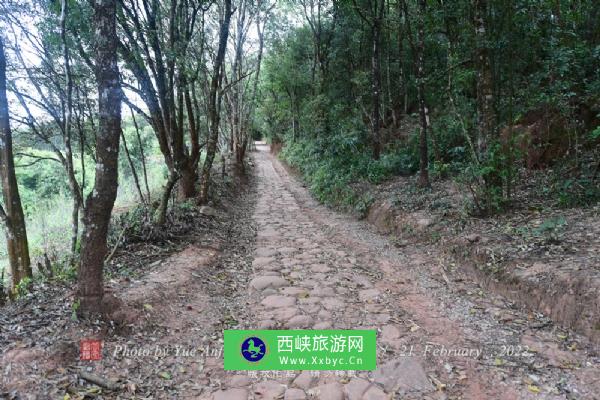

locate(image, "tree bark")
[[130, 108, 151, 201], [0, 37, 32, 293], [178, 163, 196, 199], [60, 0, 86, 261], [198, 0, 233, 204], [474, 0, 501, 197], [70, 198, 80, 262], [416, 0, 430, 187], [370, 0, 384, 160], [475, 0, 496, 160], [154, 171, 179, 225], [77, 0, 122, 314], [353, 0, 384, 160], [121, 129, 145, 204]]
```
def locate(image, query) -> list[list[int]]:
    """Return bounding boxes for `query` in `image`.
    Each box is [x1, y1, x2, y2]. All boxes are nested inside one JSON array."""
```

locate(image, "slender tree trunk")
[[77, 0, 122, 314], [0, 37, 32, 293], [61, 0, 85, 262], [130, 108, 151, 201], [397, 0, 405, 120], [416, 0, 430, 187], [249, 12, 268, 128], [475, 0, 496, 164], [198, 0, 233, 204], [154, 171, 179, 225], [70, 198, 80, 261], [371, 4, 383, 160], [475, 0, 501, 202], [121, 130, 145, 204]]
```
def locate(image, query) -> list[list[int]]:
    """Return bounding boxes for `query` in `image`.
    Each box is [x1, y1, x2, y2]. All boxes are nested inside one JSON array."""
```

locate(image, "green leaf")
[[158, 371, 172, 380]]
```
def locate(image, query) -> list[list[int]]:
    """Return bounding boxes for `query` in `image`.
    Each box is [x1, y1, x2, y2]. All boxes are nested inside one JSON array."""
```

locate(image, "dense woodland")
[[0, 0, 598, 316], [261, 0, 599, 213]]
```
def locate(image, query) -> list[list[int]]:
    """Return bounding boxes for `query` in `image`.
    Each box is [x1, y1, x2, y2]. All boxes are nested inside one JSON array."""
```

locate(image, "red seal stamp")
[[80, 339, 102, 361]]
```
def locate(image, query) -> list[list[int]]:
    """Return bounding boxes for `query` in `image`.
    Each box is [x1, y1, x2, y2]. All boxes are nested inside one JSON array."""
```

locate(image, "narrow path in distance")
[[203, 144, 600, 400]]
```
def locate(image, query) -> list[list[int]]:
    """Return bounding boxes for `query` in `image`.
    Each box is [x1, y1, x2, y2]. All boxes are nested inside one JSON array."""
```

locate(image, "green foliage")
[[280, 133, 417, 213], [15, 151, 72, 215], [457, 141, 517, 215], [554, 177, 600, 208], [115, 202, 150, 238], [256, 0, 599, 219], [71, 299, 80, 321], [533, 216, 567, 236], [516, 216, 567, 244], [14, 277, 32, 298], [52, 260, 78, 282]]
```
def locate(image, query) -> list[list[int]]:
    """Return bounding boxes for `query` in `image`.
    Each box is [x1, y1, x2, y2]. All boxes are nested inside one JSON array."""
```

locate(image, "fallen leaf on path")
[[527, 384, 541, 393], [158, 371, 172, 380]]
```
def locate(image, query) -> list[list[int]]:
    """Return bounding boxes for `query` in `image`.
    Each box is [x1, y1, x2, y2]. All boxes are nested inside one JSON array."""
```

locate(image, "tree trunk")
[[77, 0, 122, 314], [475, 0, 496, 164], [370, 2, 383, 161], [155, 171, 179, 225], [62, 0, 85, 262], [234, 136, 247, 175], [198, 0, 233, 204], [121, 129, 145, 204], [70, 198, 80, 263], [130, 108, 151, 201], [416, 0, 430, 187], [178, 164, 196, 199], [395, 0, 405, 124], [0, 37, 32, 293]]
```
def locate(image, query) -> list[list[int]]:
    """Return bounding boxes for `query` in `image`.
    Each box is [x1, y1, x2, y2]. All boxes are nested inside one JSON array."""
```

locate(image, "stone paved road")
[[204, 145, 599, 400]]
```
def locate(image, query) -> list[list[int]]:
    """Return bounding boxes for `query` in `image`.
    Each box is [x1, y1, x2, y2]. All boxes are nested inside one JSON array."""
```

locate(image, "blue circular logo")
[[241, 337, 266, 362]]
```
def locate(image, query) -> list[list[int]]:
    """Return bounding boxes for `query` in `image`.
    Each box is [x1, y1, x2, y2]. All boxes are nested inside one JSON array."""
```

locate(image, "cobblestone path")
[[203, 145, 599, 400]]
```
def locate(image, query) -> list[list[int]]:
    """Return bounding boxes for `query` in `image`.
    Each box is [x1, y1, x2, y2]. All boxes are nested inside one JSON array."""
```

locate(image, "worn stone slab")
[[322, 297, 345, 310], [253, 257, 276, 268], [344, 377, 371, 400], [227, 375, 251, 388], [258, 319, 277, 329], [362, 385, 388, 400], [250, 275, 288, 291], [359, 288, 381, 301], [311, 264, 331, 273], [285, 315, 313, 328], [293, 371, 316, 390], [284, 388, 307, 400], [213, 388, 248, 400], [310, 287, 336, 297], [372, 357, 433, 393], [311, 383, 344, 400], [280, 287, 309, 296], [254, 380, 286, 400], [261, 295, 296, 308], [380, 325, 402, 344]]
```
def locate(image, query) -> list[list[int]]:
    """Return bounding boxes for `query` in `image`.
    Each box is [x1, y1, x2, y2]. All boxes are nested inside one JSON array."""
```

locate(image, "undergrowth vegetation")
[[280, 133, 419, 212]]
